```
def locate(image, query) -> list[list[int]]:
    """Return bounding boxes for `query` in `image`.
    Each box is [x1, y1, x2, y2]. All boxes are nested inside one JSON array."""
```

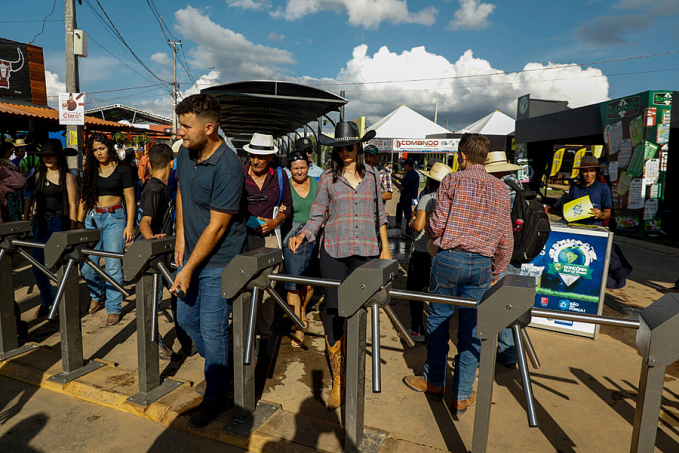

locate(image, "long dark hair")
[[35, 153, 71, 231], [331, 143, 366, 182], [80, 133, 119, 212]]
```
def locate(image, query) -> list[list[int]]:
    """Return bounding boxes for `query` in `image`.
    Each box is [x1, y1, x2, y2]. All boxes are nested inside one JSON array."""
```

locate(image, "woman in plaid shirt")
[[289, 122, 391, 410]]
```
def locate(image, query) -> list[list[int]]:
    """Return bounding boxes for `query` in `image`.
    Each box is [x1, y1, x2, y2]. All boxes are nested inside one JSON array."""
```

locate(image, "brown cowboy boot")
[[326, 336, 345, 410]]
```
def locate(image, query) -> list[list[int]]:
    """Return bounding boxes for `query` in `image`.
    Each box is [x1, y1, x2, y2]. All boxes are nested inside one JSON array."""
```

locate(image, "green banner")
[[548, 262, 593, 279]]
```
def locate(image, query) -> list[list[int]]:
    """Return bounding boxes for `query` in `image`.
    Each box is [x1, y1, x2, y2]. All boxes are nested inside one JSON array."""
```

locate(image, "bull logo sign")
[[0, 48, 24, 90]]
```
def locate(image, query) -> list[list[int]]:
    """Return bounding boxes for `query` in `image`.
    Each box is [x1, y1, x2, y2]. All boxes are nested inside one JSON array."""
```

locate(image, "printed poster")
[[617, 171, 633, 196], [629, 115, 644, 147], [627, 178, 644, 209], [627, 141, 657, 177], [618, 139, 632, 167], [527, 225, 610, 337], [58, 92, 85, 126], [644, 199, 659, 220], [609, 161, 618, 182], [607, 121, 623, 154], [657, 125, 670, 144], [643, 159, 659, 186]]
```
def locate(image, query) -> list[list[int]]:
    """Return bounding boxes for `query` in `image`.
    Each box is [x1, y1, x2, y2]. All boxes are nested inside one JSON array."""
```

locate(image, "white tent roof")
[[367, 105, 449, 138], [457, 110, 515, 136]]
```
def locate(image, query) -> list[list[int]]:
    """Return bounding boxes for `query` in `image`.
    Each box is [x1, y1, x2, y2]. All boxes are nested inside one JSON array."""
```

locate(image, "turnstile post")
[[233, 290, 257, 422], [345, 306, 368, 452], [0, 248, 18, 355]]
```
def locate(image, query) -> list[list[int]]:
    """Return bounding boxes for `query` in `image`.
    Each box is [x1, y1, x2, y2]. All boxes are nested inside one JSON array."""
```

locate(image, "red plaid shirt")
[[427, 164, 513, 279]]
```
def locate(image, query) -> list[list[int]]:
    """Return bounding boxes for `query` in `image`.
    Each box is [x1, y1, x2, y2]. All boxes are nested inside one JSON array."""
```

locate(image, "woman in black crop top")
[[77, 133, 135, 326], [29, 139, 78, 318]]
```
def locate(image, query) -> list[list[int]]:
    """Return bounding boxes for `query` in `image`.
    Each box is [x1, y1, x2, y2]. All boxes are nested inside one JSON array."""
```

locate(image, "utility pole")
[[340, 90, 345, 122], [65, 0, 81, 170], [168, 40, 181, 137]]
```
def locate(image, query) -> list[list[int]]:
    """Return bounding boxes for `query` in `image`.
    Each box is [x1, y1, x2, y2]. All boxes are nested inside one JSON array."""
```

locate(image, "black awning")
[[201, 80, 346, 137]]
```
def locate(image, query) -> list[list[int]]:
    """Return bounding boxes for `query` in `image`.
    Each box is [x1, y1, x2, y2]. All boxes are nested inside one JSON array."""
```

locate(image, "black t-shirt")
[[97, 164, 134, 197], [135, 177, 174, 241]]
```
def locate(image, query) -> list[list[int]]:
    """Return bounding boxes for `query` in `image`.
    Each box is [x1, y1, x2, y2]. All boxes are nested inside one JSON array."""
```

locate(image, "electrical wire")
[[30, 0, 58, 44]]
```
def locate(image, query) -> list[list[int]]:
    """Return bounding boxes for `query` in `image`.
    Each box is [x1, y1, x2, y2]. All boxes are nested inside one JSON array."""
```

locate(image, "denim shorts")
[[283, 240, 316, 291]]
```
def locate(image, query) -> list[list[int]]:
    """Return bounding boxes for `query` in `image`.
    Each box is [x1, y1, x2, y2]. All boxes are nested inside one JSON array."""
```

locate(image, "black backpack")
[[505, 180, 551, 265]]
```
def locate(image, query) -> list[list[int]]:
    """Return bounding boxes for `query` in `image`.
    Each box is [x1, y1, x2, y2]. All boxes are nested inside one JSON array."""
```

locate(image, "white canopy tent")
[[457, 110, 515, 136], [366, 105, 457, 154]]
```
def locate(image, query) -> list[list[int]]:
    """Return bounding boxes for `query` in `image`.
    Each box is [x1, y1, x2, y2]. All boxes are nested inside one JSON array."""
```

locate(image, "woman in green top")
[[283, 152, 318, 347]]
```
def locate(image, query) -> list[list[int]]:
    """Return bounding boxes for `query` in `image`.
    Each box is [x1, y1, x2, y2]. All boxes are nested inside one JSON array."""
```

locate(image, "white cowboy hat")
[[243, 133, 278, 155], [172, 139, 182, 155], [484, 151, 523, 173], [418, 162, 453, 182]]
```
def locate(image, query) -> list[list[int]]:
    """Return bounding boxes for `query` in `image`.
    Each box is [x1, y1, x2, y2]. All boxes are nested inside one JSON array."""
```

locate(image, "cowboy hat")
[[419, 162, 453, 182], [171, 140, 182, 155], [319, 121, 376, 147], [243, 133, 278, 155], [484, 151, 523, 173], [14, 138, 29, 148], [575, 155, 606, 169], [30, 139, 78, 156]]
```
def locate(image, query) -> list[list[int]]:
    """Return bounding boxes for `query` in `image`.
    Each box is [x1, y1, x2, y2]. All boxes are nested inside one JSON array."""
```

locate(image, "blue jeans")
[[423, 250, 492, 401], [176, 266, 232, 405], [496, 263, 521, 364], [31, 218, 65, 308], [80, 208, 126, 315]]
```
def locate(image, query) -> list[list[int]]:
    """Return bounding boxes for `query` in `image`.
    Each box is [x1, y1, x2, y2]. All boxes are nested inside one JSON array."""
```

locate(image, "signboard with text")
[[368, 137, 459, 153], [522, 224, 612, 338], [59, 92, 85, 125]]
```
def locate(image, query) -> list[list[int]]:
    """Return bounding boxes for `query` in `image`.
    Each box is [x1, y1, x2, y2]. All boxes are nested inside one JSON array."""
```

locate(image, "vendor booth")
[[366, 105, 457, 164], [515, 91, 677, 238]]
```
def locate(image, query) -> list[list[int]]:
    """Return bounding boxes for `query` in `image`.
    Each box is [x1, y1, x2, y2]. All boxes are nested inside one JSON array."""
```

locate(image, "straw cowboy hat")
[[575, 155, 606, 169], [319, 121, 376, 147], [14, 138, 29, 148], [419, 162, 453, 181], [243, 133, 278, 155], [30, 139, 78, 156], [484, 151, 523, 173]]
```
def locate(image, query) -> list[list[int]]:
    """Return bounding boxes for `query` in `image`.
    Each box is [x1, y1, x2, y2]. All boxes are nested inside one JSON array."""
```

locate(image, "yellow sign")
[[451, 153, 459, 172], [551, 148, 565, 176], [571, 148, 587, 179], [67, 130, 78, 146], [592, 145, 603, 159], [564, 195, 594, 223]]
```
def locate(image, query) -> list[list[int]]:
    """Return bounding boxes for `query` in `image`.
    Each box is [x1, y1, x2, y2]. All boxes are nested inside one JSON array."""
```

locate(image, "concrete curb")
[[614, 235, 679, 257], [0, 345, 421, 453]]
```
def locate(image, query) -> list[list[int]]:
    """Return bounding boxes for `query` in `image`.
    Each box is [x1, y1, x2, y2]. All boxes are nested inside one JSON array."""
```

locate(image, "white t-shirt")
[[413, 192, 436, 253]]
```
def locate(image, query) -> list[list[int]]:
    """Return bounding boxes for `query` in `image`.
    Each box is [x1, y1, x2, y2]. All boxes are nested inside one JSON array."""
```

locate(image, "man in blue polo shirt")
[[170, 94, 246, 427]]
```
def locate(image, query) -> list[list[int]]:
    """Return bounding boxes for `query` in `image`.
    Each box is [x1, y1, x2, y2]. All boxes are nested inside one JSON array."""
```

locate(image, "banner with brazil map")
[[600, 91, 672, 235], [522, 224, 612, 339]]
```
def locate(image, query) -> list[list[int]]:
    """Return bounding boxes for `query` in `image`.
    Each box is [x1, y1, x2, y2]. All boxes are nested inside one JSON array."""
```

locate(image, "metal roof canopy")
[[201, 81, 347, 137], [85, 104, 172, 125]]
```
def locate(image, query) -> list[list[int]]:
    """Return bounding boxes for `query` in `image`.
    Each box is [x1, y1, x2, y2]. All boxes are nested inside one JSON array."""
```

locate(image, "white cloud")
[[271, 0, 437, 29], [318, 45, 609, 126], [227, 0, 269, 10], [268, 32, 285, 42], [174, 6, 295, 80], [44, 70, 66, 109], [448, 0, 496, 31], [150, 52, 172, 67]]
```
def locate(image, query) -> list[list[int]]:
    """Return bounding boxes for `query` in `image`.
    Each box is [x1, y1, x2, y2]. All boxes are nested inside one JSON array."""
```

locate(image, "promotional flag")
[[571, 148, 587, 179], [550, 148, 565, 177]]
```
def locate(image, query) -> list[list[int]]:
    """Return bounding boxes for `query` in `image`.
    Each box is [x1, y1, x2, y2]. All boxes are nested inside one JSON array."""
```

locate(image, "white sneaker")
[[399, 329, 425, 343]]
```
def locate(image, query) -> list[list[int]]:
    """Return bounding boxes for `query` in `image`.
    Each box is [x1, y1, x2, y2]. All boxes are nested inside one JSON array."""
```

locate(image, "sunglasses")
[[247, 194, 268, 204], [334, 144, 356, 151], [288, 153, 308, 163]]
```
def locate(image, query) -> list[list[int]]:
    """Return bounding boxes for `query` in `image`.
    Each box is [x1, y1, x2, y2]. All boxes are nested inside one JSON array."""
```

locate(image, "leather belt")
[[44, 211, 62, 221], [94, 203, 123, 214]]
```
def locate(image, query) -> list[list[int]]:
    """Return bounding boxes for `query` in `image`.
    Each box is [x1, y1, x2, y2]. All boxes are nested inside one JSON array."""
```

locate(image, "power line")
[[311, 50, 679, 88], [30, 0, 58, 44], [0, 19, 63, 23], [88, 35, 163, 87]]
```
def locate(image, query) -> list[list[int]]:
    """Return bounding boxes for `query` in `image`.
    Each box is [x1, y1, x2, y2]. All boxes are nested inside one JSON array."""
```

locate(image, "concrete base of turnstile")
[[126, 377, 184, 407], [48, 359, 107, 384], [352, 428, 388, 453], [0, 342, 39, 361], [225, 401, 279, 438]]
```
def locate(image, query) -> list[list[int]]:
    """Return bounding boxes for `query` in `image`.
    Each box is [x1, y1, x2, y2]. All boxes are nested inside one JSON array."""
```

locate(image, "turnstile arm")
[[243, 286, 261, 365], [156, 261, 185, 298], [383, 304, 416, 348], [151, 274, 161, 343], [371, 303, 381, 393], [264, 286, 305, 330], [83, 257, 131, 298], [14, 247, 58, 283], [48, 258, 76, 320]]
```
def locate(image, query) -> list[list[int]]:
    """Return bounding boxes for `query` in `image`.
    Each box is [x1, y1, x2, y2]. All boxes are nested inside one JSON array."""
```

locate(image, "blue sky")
[[2, 0, 679, 130]]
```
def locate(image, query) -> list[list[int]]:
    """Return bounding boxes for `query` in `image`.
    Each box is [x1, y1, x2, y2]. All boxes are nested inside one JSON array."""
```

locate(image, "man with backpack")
[[485, 151, 551, 366]]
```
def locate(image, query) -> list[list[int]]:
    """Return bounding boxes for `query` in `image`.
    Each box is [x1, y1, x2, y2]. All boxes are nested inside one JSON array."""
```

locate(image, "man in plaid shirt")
[[403, 133, 513, 413]]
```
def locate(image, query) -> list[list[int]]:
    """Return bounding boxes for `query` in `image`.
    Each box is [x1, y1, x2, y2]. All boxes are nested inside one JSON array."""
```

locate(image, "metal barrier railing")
[[0, 221, 185, 406]]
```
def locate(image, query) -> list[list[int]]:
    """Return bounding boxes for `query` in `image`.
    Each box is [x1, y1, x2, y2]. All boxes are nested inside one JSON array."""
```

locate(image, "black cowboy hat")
[[29, 139, 78, 156], [319, 121, 376, 147]]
